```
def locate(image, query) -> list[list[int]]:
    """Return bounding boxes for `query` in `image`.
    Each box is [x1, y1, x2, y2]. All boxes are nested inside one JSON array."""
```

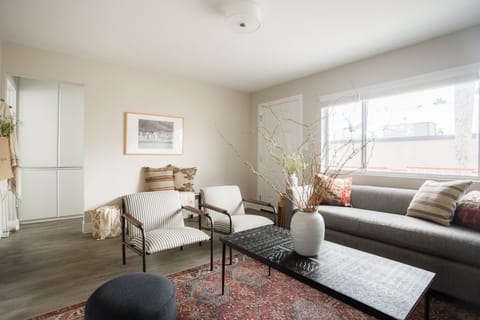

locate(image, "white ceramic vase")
[[287, 174, 298, 186], [290, 210, 325, 256]]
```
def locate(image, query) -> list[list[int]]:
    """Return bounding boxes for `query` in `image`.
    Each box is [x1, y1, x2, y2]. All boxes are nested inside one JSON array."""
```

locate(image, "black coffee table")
[[220, 225, 435, 320]]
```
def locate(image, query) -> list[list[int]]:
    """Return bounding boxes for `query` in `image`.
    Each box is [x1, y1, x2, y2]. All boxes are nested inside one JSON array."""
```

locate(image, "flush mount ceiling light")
[[224, 0, 263, 33]]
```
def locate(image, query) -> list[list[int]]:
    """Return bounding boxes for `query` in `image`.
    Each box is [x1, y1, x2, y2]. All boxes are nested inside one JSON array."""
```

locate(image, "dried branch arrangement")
[[223, 104, 372, 212]]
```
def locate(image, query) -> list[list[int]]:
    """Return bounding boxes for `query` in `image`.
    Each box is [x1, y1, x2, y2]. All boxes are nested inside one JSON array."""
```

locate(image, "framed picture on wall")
[[124, 112, 183, 155]]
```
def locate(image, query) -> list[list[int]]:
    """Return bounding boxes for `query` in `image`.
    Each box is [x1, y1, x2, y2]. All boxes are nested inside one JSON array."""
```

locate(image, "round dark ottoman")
[[85, 273, 176, 320]]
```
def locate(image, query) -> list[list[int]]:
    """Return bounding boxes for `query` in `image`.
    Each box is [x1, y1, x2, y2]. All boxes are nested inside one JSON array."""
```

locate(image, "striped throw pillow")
[[406, 180, 472, 226], [144, 167, 175, 191]]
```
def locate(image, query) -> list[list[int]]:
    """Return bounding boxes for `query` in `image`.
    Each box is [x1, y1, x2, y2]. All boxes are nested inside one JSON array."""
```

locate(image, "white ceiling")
[[0, 0, 479, 92]]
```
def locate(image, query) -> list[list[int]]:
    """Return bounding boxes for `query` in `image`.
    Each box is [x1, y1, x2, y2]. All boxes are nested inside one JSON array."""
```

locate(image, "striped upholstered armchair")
[[122, 190, 213, 272]]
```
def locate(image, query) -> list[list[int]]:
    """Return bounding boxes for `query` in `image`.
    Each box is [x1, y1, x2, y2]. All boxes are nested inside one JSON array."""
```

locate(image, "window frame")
[[320, 64, 480, 180]]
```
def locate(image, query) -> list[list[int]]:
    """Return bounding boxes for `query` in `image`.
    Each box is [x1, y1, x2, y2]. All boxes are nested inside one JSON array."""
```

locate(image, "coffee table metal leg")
[[424, 289, 431, 320], [222, 242, 226, 295]]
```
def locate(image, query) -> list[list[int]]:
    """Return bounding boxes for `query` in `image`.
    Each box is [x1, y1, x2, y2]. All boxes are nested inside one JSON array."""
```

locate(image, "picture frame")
[[124, 112, 183, 155]]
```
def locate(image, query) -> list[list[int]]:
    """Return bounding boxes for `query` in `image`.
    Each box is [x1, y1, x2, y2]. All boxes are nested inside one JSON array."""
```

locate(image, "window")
[[322, 75, 480, 178], [321, 101, 363, 171]]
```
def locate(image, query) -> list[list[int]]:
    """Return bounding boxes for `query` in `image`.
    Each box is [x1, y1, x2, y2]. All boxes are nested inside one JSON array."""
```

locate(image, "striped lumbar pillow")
[[144, 167, 175, 191], [407, 180, 472, 226]]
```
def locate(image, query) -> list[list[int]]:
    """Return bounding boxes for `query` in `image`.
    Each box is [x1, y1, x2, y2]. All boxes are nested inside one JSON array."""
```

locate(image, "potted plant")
[[0, 117, 16, 138]]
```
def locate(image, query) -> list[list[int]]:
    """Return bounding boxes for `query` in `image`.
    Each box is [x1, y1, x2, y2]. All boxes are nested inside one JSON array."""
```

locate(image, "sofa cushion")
[[406, 180, 472, 226], [319, 205, 480, 268], [350, 185, 416, 214]]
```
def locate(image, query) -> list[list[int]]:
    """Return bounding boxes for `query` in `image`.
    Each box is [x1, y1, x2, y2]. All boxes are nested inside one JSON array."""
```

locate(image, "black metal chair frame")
[[200, 197, 277, 264], [121, 201, 214, 272]]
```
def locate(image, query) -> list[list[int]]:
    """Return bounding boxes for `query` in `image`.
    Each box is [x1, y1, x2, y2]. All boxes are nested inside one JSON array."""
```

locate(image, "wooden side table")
[[277, 194, 286, 227]]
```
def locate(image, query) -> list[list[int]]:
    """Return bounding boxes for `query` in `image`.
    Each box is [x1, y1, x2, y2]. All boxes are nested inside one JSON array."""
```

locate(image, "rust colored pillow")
[[455, 191, 480, 231], [316, 174, 352, 207]]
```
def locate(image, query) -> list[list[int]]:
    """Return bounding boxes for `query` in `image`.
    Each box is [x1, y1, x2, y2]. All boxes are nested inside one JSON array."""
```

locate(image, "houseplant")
[[0, 117, 16, 138]]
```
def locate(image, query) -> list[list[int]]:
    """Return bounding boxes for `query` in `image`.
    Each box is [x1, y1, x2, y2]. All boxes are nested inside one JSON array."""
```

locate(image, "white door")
[[257, 95, 303, 206]]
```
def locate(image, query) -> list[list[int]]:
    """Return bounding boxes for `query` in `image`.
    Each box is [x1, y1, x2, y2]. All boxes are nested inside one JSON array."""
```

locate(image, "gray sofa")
[[285, 184, 480, 306]]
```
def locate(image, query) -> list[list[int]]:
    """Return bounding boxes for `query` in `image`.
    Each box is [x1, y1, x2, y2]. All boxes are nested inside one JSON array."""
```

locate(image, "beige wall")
[[0, 40, 3, 95], [2, 41, 255, 210], [3, 24, 479, 210], [252, 25, 480, 189]]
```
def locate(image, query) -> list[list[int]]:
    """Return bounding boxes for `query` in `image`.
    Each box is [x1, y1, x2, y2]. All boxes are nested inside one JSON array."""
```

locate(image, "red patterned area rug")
[[31, 255, 479, 320]]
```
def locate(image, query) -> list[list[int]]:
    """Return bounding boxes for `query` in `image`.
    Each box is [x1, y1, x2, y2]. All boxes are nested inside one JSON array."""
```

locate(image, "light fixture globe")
[[224, 0, 263, 33]]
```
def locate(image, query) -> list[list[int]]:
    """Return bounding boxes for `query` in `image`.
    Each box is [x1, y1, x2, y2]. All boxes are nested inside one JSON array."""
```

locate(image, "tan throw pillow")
[[406, 180, 472, 226], [144, 167, 175, 191], [170, 165, 197, 192]]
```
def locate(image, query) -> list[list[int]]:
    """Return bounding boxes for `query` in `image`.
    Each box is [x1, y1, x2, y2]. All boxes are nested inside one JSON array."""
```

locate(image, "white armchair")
[[201, 185, 277, 233], [122, 190, 213, 272], [200, 185, 277, 262]]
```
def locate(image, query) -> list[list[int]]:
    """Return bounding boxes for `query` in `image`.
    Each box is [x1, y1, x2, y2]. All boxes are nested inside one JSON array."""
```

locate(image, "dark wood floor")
[[0, 217, 220, 319]]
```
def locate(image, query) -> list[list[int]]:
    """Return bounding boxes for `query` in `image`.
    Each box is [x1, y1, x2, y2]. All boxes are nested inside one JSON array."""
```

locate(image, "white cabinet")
[[58, 83, 84, 167], [20, 169, 57, 221], [58, 169, 84, 217], [18, 78, 84, 222], [18, 78, 59, 167]]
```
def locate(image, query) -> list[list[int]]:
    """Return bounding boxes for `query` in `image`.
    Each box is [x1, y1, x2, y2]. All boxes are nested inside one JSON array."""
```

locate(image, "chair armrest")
[[202, 203, 229, 215], [243, 198, 277, 215], [183, 205, 209, 217], [123, 213, 143, 229], [202, 202, 232, 233], [243, 198, 273, 207]]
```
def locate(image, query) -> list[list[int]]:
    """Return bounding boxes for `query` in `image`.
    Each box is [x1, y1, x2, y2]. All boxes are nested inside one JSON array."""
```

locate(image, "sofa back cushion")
[[350, 185, 417, 215]]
